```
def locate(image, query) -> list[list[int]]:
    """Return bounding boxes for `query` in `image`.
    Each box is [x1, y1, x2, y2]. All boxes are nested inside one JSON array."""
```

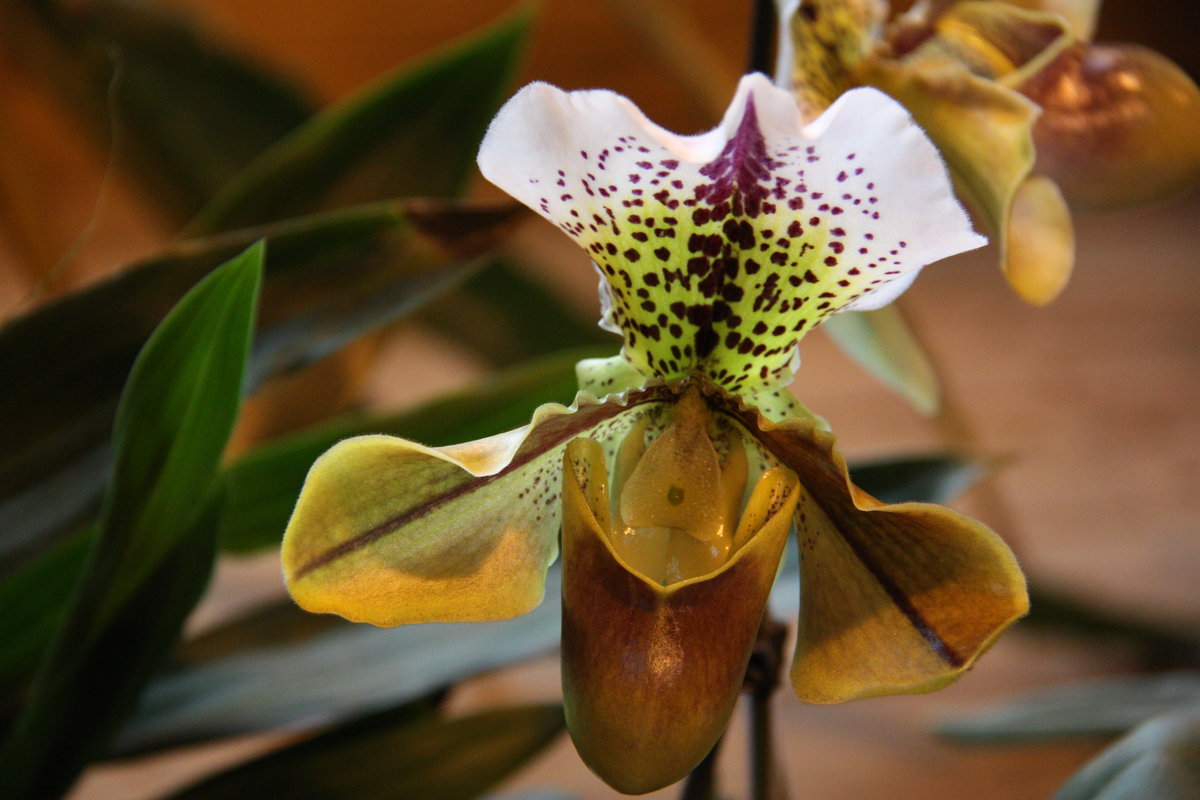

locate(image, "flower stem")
[[680, 735, 721, 800], [745, 614, 789, 800], [747, 0, 777, 75]]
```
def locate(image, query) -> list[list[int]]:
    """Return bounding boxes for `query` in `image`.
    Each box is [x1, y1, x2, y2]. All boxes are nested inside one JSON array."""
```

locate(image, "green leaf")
[[0, 243, 262, 798], [0, 329, 568, 705], [221, 345, 606, 554], [0, 199, 520, 573], [1052, 708, 1200, 800], [0, 528, 90, 696], [1021, 585, 1200, 666], [849, 453, 984, 505], [821, 304, 940, 415], [0, 0, 311, 222], [424, 260, 612, 368], [164, 704, 564, 800], [113, 568, 564, 755], [184, 9, 531, 236], [939, 672, 1200, 744]]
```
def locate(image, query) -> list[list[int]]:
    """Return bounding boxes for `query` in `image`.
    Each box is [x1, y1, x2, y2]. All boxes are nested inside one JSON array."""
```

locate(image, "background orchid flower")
[[281, 74, 1028, 794], [775, 0, 1200, 304]]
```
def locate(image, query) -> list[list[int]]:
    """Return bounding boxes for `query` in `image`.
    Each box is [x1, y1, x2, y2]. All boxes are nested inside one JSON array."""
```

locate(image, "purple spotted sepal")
[[478, 73, 984, 396]]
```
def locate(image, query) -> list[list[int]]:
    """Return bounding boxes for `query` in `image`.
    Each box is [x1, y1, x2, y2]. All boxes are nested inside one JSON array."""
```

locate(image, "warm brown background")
[[0, 1, 1196, 798]]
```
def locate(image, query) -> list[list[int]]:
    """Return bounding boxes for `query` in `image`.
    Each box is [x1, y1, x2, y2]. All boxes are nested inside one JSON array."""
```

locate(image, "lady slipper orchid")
[[774, 0, 1200, 305], [281, 74, 1028, 794]]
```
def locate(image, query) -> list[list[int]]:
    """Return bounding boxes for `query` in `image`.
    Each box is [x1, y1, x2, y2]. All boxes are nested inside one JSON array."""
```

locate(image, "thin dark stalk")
[[745, 615, 789, 800], [750, 690, 775, 800], [747, 0, 778, 75], [680, 735, 721, 800]]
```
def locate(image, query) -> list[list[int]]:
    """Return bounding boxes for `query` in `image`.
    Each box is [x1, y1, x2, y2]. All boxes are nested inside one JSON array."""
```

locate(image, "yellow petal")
[[1003, 174, 1074, 305], [560, 437, 798, 793], [925, 1, 1073, 82], [717, 404, 1028, 704], [281, 391, 666, 626], [860, 57, 1039, 243], [999, 0, 1100, 40]]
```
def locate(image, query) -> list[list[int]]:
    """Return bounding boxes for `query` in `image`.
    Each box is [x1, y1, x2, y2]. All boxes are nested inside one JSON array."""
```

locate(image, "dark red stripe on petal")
[[295, 389, 669, 578]]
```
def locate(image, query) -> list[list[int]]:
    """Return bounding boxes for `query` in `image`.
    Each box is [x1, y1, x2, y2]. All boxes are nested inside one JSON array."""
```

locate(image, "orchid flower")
[[776, 0, 1200, 304], [281, 74, 1028, 794]]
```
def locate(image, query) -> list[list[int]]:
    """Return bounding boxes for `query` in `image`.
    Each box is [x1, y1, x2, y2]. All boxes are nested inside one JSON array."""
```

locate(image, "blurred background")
[[1, 1, 1196, 798]]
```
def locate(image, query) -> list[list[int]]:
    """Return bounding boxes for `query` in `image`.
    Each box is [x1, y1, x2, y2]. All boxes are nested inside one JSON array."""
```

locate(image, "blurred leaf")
[[1052, 708, 1200, 800], [165, 704, 565, 800], [0, 199, 521, 572], [0, 244, 261, 798], [221, 345, 606, 554], [425, 260, 612, 368], [185, 9, 531, 236], [0, 528, 90, 696], [821, 304, 941, 415], [849, 453, 984, 505], [0, 0, 311, 222], [113, 568, 564, 755], [1021, 586, 1200, 668], [173, 598, 344, 669], [939, 672, 1200, 743]]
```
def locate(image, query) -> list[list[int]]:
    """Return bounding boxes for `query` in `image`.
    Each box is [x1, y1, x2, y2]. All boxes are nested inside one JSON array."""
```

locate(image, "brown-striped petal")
[[281, 389, 667, 626], [722, 404, 1028, 704], [560, 438, 798, 793], [1019, 43, 1200, 209]]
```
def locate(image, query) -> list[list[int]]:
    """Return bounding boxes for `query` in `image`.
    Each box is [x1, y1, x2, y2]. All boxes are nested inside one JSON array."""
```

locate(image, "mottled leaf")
[[0, 244, 261, 798], [184, 10, 530, 236], [164, 704, 565, 800]]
